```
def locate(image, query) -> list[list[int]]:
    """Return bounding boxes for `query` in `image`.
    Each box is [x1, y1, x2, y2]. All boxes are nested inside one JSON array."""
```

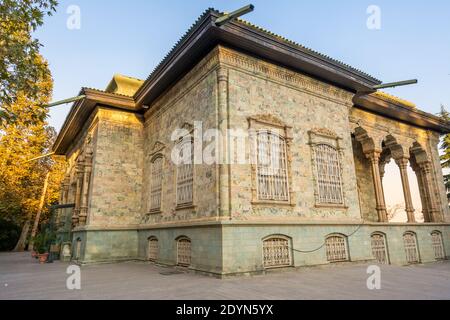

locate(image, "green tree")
[[0, 0, 58, 122], [439, 105, 450, 200], [0, 53, 66, 251]]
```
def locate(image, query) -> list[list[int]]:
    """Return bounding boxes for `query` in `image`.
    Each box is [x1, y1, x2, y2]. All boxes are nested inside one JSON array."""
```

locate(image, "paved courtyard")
[[0, 252, 449, 300]]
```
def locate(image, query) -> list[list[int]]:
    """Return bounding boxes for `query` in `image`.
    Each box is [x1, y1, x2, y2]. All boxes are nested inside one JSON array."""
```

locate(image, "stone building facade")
[[53, 9, 450, 276]]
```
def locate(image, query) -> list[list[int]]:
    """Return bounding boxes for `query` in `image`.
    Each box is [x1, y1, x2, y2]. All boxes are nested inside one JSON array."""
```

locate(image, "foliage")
[[438, 105, 450, 199], [0, 0, 58, 122], [32, 226, 55, 254], [0, 217, 21, 251], [0, 51, 66, 249]]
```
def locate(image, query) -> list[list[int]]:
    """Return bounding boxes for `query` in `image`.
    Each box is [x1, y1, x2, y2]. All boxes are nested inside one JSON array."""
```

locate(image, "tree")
[[0, 53, 66, 251], [438, 105, 450, 201], [0, 0, 58, 123]]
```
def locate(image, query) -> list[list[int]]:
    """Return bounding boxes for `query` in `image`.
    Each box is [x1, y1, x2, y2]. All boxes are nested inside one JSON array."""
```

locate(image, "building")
[[54, 9, 450, 276]]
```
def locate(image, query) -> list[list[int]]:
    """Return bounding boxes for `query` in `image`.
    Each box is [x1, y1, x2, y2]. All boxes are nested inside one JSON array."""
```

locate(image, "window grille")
[[149, 157, 163, 211], [325, 235, 349, 262], [176, 140, 194, 206], [371, 233, 388, 264], [431, 231, 445, 260], [75, 239, 82, 260], [256, 131, 289, 202], [262, 237, 292, 268], [177, 238, 191, 266], [314, 144, 344, 204], [403, 233, 419, 264], [147, 238, 158, 261]]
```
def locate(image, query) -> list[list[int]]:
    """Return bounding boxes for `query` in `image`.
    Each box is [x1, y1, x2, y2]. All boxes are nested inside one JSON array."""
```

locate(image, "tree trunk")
[[28, 172, 50, 252], [13, 220, 31, 252]]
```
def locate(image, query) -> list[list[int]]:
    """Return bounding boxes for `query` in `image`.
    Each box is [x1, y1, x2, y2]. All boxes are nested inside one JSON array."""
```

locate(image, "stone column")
[[420, 161, 441, 222], [72, 160, 84, 226], [395, 157, 415, 223], [365, 151, 388, 222], [410, 162, 431, 222], [79, 150, 93, 226], [217, 67, 231, 218]]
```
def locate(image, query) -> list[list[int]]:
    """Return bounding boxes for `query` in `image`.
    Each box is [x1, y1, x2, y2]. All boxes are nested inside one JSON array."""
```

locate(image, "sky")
[[33, 0, 450, 216]]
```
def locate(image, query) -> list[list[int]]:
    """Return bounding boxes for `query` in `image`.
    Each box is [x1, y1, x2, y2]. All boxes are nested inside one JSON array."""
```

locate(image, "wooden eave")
[[52, 88, 136, 155], [353, 93, 450, 134]]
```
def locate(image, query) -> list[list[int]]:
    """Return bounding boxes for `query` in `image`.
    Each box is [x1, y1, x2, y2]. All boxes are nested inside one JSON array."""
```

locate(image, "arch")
[[431, 231, 445, 260], [370, 232, 389, 264], [176, 236, 191, 266], [147, 236, 159, 261], [403, 232, 420, 264], [325, 234, 349, 262], [261, 235, 293, 268]]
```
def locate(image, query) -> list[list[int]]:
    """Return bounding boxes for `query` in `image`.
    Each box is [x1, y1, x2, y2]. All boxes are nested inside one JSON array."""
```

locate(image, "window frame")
[[147, 236, 159, 262], [403, 231, 420, 264], [175, 137, 195, 209], [176, 236, 192, 267], [431, 231, 446, 261], [149, 155, 164, 213], [325, 234, 349, 262], [262, 235, 293, 269], [308, 129, 346, 208]]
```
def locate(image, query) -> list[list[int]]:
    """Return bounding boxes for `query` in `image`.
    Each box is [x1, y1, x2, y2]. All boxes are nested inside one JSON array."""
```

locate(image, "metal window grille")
[[403, 233, 419, 264], [148, 238, 159, 261], [325, 235, 348, 262], [262, 237, 292, 268], [176, 140, 194, 206], [371, 234, 388, 264], [256, 131, 289, 202], [431, 232, 445, 260], [150, 157, 163, 211], [314, 144, 344, 204], [177, 238, 191, 266]]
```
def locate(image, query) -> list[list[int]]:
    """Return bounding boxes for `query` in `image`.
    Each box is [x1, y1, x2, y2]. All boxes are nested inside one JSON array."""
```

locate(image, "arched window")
[[256, 130, 289, 202], [176, 139, 194, 206], [149, 156, 163, 212], [403, 232, 420, 264], [325, 234, 349, 262], [371, 233, 389, 264], [147, 237, 159, 261], [75, 238, 82, 260], [177, 237, 191, 266], [262, 236, 292, 268], [431, 231, 445, 260], [313, 144, 344, 204]]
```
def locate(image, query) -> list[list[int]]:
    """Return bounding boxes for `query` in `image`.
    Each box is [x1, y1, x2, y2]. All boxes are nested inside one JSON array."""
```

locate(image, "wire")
[[289, 220, 366, 254]]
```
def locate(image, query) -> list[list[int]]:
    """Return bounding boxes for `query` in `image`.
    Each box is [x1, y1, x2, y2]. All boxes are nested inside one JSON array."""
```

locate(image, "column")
[[79, 150, 93, 226], [365, 150, 388, 222], [420, 161, 442, 222], [72, 160, 84, 226], [410, 162, 431, 222], [395, 157, 415, 223], [217, 67, 231, 218]]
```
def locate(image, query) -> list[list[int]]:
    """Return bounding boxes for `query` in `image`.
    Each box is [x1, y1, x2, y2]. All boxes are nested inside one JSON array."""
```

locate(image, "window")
[[177, 237, 191, 266], [403, 232, 420, 264], [371, 233, 389, 264], [148, 237, 159, 261], [262, 236, 292, 268], [313, 144, 344, 205], [149, 157, 163, 212], [75, 238, 82, 260], [256, 131, 289, 202], [431, 231, 445, 260], [325, 235, 349, 262], [176, 139, 194, 206]]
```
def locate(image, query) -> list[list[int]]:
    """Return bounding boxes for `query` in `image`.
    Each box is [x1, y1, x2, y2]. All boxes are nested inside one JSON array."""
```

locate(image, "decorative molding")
[[217, 46, 353, 105], [149, 141, 166, 156]]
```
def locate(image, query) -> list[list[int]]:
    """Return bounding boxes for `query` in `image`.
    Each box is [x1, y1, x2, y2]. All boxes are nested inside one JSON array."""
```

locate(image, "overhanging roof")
[[353, 93, 450, 134], [134, 8, 381, 108], [52, 88, 136, 154]]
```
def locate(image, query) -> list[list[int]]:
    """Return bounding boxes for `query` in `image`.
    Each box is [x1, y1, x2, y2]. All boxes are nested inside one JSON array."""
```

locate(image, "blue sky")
[[36, 0, 450, 131]]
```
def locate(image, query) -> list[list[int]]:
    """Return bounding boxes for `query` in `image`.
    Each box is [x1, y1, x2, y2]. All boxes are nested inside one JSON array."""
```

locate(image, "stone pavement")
[[1, 252, 449, 300]]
